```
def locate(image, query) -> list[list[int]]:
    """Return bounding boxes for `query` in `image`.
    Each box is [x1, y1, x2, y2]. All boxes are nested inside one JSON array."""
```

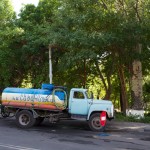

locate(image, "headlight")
[[110, 104, 114, 117]]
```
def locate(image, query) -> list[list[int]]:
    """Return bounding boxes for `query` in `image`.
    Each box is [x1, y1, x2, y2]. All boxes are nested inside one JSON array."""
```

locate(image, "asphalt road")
[[0, 116, 150, 150]]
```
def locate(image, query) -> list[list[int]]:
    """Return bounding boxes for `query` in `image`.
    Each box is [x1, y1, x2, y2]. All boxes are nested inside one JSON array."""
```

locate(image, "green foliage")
[[0, 0, 21, 91], [53, 0, 150, 107], [143, 79, 150, 110], [0, 0, 150, 111], [0, 0, 14, 25], [15, 1, 60, 88]]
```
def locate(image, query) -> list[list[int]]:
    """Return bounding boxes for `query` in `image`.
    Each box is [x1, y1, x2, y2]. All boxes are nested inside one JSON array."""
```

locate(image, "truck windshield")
[[85, 91, 93, 99]]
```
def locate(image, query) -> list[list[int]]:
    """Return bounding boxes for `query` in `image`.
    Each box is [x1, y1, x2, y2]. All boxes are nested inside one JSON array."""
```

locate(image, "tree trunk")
[[118, 65, 128, 115], [95, 61, 112, 100], [103, 87, 111, 100], [131, 44, 143, 110]]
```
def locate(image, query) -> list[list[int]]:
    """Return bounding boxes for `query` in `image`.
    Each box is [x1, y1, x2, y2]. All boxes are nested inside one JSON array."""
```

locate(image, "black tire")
[[34, 117, 44, 126], [88, 113, 106, 132], [16, 110, 36, 129]]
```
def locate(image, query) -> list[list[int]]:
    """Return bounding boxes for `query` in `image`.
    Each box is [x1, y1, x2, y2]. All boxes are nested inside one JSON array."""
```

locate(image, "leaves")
[[0, 0, 150, 110]]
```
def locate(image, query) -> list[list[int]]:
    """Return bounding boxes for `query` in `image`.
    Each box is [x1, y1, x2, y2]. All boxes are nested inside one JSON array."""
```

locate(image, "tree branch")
[[95, 60, 108, 92], [133, 0, 142, 22], [101, 0, 108, 10], [118, 0, 128, 17]]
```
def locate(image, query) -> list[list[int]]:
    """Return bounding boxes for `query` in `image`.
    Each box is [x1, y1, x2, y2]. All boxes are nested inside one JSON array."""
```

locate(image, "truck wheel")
[[88, 113, 105, 132], [34, 117, 44, 126], [16, 110, 35, 128]]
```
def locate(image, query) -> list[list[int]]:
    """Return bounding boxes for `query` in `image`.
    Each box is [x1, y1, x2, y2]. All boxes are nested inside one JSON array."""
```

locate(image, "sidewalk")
[[106, 120, 150, 132]]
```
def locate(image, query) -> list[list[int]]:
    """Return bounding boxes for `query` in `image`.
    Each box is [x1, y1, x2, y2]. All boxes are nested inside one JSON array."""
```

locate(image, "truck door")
[[70, 91, 89, 116]]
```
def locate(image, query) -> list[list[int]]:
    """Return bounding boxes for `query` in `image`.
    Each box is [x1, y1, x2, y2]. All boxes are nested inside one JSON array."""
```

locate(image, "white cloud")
[[11, 0, 39, 15]]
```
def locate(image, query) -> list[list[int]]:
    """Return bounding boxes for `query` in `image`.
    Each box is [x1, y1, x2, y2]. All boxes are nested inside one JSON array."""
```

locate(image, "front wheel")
[[88, 113, 106, 132], [16, 110, 36, 129]]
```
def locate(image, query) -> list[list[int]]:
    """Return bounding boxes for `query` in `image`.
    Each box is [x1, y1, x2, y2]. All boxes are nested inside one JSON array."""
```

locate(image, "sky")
[[11, 0, 39, 15]]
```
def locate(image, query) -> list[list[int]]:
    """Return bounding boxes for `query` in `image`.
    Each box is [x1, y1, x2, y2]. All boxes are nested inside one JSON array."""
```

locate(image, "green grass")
[[115, 112, 150, 123]]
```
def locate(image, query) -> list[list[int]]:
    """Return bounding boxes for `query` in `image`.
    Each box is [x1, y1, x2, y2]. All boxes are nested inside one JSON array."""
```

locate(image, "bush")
[[115, 112, 150, 123]]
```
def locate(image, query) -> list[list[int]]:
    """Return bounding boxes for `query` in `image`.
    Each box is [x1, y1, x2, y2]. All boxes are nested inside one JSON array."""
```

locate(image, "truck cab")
[[68, 88, 114, 131], [69, 88, 92, 118]]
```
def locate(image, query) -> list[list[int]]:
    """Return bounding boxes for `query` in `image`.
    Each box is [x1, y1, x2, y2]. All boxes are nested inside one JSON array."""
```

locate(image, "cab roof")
[[71, 88, 87, 92]]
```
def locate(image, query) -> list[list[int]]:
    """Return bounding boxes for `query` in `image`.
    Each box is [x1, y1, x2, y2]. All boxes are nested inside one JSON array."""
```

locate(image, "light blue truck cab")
[[68, 88, 114, 131]]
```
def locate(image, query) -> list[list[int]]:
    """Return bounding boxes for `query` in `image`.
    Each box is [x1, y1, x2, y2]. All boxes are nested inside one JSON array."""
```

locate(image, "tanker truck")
[[0, 83, 114, 131]]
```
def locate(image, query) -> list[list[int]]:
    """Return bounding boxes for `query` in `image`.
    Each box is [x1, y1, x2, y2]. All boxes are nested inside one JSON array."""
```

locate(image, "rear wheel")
[[88, 113, 106, 132], [16, 110, 35, 128]]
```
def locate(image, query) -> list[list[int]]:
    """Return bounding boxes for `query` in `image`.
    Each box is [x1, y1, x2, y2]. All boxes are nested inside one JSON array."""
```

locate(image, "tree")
[[0, 0, 22, 91], [2, 0, 149, 113], [50, 0, 150, 112], [16, 0, 64, 88]]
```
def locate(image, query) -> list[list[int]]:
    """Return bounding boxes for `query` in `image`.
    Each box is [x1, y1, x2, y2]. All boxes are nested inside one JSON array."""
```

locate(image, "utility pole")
[[49, 45, 52, 84]]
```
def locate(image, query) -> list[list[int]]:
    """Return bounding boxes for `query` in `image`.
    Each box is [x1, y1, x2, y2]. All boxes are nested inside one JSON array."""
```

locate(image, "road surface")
[[0, 116, 150, 150]]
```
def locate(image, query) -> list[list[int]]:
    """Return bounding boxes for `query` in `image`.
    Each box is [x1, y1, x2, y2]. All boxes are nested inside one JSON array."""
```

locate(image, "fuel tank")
[[1, 84, 67, 110]]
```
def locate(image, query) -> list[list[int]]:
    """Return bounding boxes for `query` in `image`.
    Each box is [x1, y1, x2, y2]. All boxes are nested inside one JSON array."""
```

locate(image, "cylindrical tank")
[[1, 84, 67, 110]]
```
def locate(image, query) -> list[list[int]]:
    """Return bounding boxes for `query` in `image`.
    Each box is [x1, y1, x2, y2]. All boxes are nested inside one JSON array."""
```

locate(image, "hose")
[[52, 88, 67, 109]]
